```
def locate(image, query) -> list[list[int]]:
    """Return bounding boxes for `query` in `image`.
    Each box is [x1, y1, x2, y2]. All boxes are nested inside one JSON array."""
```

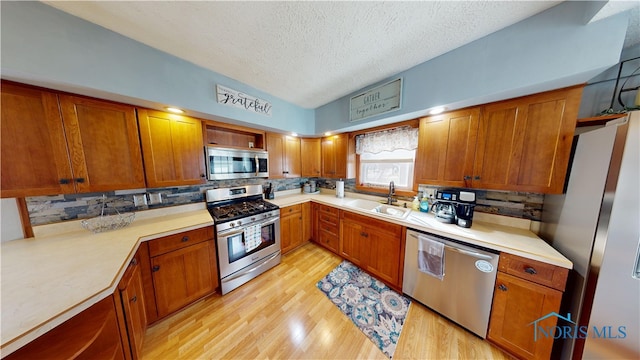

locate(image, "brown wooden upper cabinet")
[[414, 86, 583, 194], [1, 82, 145, 198], [300, 138, 322, 177], [414, 108, 479, 188], [266, 132, 301, 178], [137, 109, 206, 188], [321, 133, 354, 178]]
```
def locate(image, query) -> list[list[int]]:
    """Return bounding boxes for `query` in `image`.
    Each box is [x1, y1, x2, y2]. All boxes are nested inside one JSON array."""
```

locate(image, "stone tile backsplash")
[[26, 178, 543, 226]]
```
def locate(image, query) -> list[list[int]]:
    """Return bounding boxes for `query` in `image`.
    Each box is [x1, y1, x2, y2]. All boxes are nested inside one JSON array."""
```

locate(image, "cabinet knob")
[[524, 267, 537, 275], [130, 295, 137, 303], [498, 284, 508, 291], [152, 265, 160, 272], [463, 175, 472, 180], [474, 176, 481, 180], [181, 236, 190, 242], [59, 178, 71, 184], [75, 177, 85, 183], [130, 258, 138, 266], [360, 231, 368, 238]]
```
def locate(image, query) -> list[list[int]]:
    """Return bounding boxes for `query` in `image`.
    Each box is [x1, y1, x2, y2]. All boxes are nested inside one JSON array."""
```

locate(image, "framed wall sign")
[[216, 84, 272, 116], [350, 78, 402, 122]]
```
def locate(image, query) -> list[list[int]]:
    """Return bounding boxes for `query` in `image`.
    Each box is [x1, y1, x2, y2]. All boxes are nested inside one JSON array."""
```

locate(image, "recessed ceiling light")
[[428, 106, 446, 115], [165, 107, 184, 114]]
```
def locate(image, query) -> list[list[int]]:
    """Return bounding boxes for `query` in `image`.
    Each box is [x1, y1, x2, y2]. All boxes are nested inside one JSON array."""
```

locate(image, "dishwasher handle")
[[408, 232, 494, 260]]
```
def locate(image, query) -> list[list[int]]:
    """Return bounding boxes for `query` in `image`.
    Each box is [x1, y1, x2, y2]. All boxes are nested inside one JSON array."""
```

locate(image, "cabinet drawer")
[[318, 229, 339, 253], [498, 253, 568, 291], [148, 227, 213, 257], [281, 204, 302, 216], [318, 204, 339, 216]]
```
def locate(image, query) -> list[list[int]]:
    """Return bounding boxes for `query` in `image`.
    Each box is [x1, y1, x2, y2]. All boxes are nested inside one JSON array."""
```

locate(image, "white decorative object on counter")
[[81, 195, 135, 233]]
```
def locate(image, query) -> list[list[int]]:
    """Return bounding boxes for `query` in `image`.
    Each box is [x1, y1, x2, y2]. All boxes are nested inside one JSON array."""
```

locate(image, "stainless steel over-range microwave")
[[205, 146, 269, 180]]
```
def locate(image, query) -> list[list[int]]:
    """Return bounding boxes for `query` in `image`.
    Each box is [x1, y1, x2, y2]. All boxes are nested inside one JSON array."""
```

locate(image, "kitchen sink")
[[345, 199, 411, 220]]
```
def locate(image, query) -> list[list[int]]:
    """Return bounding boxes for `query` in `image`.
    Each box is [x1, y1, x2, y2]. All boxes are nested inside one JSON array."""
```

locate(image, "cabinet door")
[[284, 135, 301, 178], [280, 206, 303, 254], [488, 272, 562, 360], [339, 214, 368, 267], [120, 260, 147, 359], [151, 240, 216, 318], [266, 132, 285, 178], [59, 95, 146, 193], [474, 87, 581, 193], [1, 82, 74, 197], [366, 224, 403, 288], [300, 138, 321, 177], [321, 135, 338, 178], [332, 134, 349, 179], [414, 108, 479, 188], [138, 109, 206, 187]]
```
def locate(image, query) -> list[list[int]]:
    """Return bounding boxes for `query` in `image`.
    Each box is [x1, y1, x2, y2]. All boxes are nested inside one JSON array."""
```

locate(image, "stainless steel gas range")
[[206, 185, 281, 295]]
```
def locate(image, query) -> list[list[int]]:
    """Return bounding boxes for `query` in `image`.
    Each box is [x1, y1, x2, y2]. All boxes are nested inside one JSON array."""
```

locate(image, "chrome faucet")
[[387, 181, 397, 205]]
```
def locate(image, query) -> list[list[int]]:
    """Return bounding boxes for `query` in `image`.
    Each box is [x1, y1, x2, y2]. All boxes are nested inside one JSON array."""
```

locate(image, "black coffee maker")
[[432, 189, 476, 228]]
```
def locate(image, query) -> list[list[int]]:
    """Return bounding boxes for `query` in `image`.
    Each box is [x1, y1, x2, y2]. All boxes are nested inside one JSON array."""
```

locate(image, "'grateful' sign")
[[216, 84, 272, 116]]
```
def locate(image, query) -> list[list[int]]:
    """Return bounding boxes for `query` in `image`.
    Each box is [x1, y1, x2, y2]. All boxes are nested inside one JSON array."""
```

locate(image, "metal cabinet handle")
[[75, 178, 85, 183], [474, 176, 481, 180], [130, 258, 138, 266], [524, 267, 537, 275], [181, 236, 189, 242], [463, 175, 472, 180], [498, 284, 508, 291], [130, 295, 137, 303], [152, 265, 160, 272], [360, 231, 368, 238], [59, 178, 71, 184]]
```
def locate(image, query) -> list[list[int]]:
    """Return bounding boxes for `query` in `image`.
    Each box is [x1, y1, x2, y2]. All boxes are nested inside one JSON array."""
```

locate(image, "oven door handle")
[[255, 155, 259, 176], [223, 251, 280, 282]]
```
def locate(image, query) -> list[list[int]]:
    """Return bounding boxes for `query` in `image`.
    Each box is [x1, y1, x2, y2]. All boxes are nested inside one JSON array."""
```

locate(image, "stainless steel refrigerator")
[[540, 111, 639, 359]]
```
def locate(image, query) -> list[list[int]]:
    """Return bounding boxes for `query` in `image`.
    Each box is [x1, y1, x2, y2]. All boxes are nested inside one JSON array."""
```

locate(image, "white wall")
[[1, 199, 24, 242]]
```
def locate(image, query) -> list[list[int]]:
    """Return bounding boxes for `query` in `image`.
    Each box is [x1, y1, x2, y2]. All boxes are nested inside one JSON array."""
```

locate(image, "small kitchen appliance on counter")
[[431, 189, 476, 228]]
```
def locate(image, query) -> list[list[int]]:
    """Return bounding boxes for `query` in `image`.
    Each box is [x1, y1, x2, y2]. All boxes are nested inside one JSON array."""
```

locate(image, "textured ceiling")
[[44, 1, 638, 109]]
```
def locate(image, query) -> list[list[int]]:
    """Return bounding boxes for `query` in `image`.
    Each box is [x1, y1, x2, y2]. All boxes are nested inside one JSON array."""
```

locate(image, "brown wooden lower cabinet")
[[311, 203, 340, 254], [116, 255, 147, 360], [339, 210, 404, 290], [488, 253, 568, 360], [5, 296, 125, 360], [280, 203, 310, 254]]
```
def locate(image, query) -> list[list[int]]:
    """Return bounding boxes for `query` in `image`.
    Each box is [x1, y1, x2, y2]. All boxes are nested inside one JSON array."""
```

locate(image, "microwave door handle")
[[255, 155, 259, 176]]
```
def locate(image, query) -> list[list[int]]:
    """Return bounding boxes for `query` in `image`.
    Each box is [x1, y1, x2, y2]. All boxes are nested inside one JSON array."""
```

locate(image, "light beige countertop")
[[1, 190, 572, 356], [0, 203, 213, 355], [270, 189, 572, 269]]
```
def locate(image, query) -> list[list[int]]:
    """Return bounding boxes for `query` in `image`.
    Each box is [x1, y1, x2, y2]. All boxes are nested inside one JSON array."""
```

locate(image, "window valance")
[[355, 126, 418, 154]]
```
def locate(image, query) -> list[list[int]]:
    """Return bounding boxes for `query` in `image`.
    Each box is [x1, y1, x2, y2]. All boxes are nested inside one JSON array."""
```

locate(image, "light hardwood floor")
[[141, 242, 511, 359]]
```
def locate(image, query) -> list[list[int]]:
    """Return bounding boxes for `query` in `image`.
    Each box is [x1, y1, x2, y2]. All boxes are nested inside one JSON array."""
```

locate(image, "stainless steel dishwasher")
[[403, 228, 499, 338]]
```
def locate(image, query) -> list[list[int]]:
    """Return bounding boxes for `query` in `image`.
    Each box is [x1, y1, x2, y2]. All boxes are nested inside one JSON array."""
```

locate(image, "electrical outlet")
[[424, 188, 436, 199], [148, 193, 162, 204], [133, 194, 147, 207]]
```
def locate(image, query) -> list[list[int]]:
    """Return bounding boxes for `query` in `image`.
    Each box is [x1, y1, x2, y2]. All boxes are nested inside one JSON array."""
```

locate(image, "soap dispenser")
[[419, 193, 430, 213], [412, 193, 421, 210]]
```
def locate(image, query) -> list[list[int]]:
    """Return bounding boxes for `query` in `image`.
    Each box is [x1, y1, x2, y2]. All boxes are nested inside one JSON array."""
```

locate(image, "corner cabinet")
[[116, 255, 147, 359], [488, 253, 569, 359], [147, 227, 218, 318], [340, 211, 404, 290], [266, 133, 301, 178], [137, 108, 206, 188], [321, 133, 354, 179], [5, 296, 125, 360], [300, 138, 322, 177], [1, 82, 145, 197], [414, 86, 583, 194]]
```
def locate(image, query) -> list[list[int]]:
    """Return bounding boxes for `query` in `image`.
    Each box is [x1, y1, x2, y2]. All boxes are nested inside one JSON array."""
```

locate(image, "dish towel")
[[244, 224, 262, 252], [417, 235, 445, 280]]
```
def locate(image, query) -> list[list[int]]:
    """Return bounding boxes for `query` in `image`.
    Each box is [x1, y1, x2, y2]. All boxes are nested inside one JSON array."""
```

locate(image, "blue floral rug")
[[316, 260, 411, 358]]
